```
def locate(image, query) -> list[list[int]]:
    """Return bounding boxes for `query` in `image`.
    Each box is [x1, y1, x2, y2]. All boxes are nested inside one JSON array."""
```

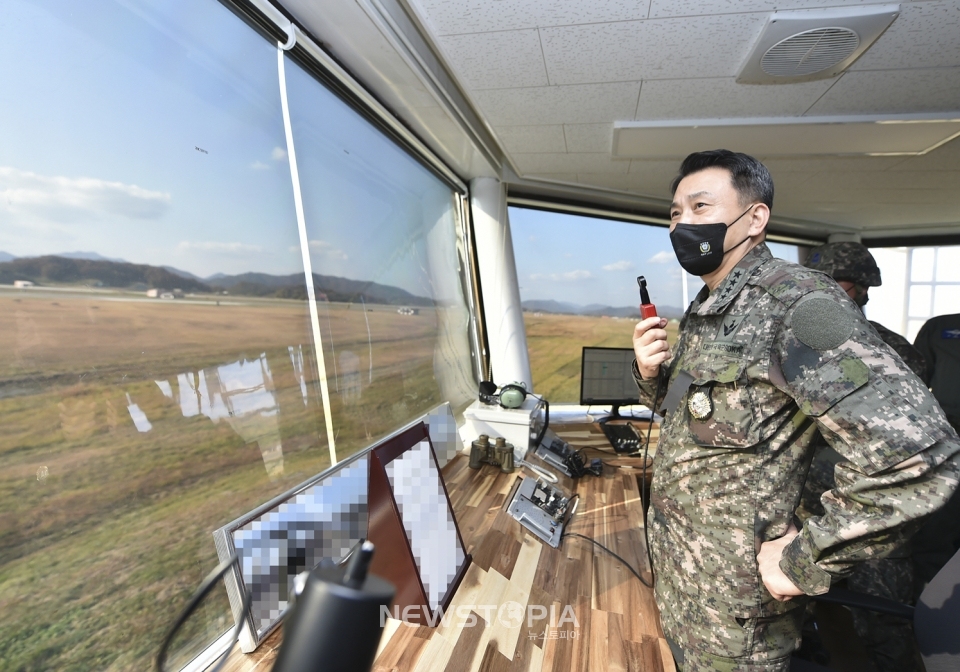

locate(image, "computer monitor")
[[579, 346, 641, 420]]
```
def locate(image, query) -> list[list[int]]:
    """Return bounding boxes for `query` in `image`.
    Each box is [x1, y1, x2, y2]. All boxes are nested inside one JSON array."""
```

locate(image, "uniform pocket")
[[687, 357, 760, 449]]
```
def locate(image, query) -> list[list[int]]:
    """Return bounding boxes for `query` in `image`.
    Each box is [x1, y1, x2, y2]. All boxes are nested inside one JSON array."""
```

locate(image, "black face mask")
[[669, 206, 754, 277], [850, 284, 869, 308]]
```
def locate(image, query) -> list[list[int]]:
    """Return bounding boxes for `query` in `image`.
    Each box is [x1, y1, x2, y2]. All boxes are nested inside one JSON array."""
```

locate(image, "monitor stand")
[[599, 405, 624, 424]]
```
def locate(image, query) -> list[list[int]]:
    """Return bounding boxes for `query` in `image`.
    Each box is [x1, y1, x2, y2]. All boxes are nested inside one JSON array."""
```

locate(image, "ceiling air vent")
[[738, 5, 899, 84]]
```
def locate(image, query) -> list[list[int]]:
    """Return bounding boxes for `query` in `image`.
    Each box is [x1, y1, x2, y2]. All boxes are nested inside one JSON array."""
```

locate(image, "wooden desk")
[[223, 421, 671, 672]]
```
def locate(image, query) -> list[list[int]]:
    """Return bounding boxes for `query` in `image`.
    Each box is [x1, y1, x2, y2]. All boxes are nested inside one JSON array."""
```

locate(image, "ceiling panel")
[[626, 159, 681, 194], [472, 81, 641, 125], [496, 125, 567, 153], [563, 123, 614, 153], [648, 0, 920, 19], [808, 67, 960, 114], [614, 119, 960, 158], [758, 155, 911, 173], [848, 1, 960, 71], [636, 77, 835, 119], [512, 153, 630, 174], [399, 0, 960, 239], [539, 14, 767, 85], [438, 29, 548, 90], [803, 170, 960, 191], [892, 135, 960, 170], [411, 0, 651, 36], [576, 173, 662, 194]]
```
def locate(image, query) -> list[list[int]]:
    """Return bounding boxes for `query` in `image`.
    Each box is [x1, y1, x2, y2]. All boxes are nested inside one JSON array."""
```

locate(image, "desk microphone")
[[271, 541, 394, 672], [637, 276, 657, 319]]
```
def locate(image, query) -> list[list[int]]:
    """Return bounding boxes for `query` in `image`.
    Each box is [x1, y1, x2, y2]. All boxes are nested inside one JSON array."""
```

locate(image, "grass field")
[[0, 289, 460, 671], [523, 312, 679, 403]]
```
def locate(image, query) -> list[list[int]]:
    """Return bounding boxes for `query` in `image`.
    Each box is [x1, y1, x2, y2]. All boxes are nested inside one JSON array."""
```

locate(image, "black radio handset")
[[637, 275, 663, 582], [638, 276, 658, 320]]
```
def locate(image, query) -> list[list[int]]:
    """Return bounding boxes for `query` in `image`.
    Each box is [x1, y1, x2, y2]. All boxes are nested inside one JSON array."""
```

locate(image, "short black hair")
[[671, 149, 774, 211]]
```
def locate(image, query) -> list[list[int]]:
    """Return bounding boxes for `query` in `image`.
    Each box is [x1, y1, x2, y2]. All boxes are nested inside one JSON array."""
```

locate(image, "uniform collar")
[[695, 242, 773, 315]]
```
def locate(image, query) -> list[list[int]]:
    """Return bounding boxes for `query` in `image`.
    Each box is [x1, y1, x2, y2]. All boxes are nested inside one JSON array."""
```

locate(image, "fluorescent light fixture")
[[612, 114, 960, 159]]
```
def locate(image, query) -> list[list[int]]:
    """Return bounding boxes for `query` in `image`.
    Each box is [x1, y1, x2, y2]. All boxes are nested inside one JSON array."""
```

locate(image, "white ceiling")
[[402, 0, 960, 240]]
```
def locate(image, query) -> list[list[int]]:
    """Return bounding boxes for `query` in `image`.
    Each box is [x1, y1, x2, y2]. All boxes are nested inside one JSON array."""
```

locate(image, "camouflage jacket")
[[634, 243, 960, 657], [870, 320, 930, 385]]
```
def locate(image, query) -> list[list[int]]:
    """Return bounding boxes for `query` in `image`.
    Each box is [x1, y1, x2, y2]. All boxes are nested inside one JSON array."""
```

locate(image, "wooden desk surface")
[[222, 421, 671, 672]]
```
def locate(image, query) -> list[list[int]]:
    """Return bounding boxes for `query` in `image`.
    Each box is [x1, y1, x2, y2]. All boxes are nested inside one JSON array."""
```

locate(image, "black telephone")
[[534, 428, 601, 478]]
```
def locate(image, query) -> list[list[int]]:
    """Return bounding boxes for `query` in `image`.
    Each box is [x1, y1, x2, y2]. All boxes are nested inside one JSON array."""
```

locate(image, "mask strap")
[[721, 204, 758, 254]]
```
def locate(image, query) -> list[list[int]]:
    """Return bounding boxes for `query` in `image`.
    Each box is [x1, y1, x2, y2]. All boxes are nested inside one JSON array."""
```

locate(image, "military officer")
[[631, 150, 960, 671], [801, 242, 929, 672]]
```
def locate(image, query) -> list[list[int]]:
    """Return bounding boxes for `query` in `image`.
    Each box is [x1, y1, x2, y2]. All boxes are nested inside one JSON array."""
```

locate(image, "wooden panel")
[[220, 421, 670, 672]]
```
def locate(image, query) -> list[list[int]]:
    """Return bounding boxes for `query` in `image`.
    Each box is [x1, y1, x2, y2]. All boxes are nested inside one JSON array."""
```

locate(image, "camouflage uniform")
[[633, 242, 960, 671], [800, 242, 931, 672]]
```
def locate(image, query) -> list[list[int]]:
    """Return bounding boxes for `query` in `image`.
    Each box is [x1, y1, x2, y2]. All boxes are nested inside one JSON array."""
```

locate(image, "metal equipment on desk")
[[505, 476, 576, 548]]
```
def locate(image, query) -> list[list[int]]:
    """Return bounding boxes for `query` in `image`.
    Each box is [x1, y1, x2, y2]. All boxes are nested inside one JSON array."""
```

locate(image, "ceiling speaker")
[[737, 4, 900, 84]]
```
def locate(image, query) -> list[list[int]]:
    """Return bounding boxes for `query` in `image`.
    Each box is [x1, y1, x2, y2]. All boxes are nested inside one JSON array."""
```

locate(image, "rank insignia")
[[688, 387, 713, 421]]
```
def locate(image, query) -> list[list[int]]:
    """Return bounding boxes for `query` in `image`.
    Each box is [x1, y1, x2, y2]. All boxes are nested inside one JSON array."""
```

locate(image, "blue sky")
[[0, 0, 451, 298]]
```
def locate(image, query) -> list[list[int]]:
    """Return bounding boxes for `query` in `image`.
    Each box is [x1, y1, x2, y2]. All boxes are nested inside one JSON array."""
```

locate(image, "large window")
[[509, 206, 796, 403], [284, 57, 476, 459], [0, 1, 475, 669], [869, 246, 960, 342]]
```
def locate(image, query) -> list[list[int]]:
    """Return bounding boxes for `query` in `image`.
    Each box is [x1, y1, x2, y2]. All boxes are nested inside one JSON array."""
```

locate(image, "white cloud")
[[530, 269, 593, 282], [271, 147, 287, 161], [648, 251, 675, 264], [288, 239, 348, 260], [602, 260, 633, 271], [249, 161, 270, 170], [178, 241, 262, 254], [0, 166, 170, 222]]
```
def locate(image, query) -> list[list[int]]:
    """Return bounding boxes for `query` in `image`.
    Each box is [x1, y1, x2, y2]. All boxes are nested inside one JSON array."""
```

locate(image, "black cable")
[[527, 392, 550, 449], [640, 373, 665, 585], [156, 553, 252, 672], [561, 531, 652, 588]]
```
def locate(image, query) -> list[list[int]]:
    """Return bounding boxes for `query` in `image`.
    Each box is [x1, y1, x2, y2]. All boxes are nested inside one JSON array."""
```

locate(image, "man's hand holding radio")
[[633, 316, 670, 380]]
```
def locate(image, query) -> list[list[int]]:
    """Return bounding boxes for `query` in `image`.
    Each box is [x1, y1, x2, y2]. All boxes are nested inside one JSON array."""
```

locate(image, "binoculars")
[[468, 434, 515, 473]]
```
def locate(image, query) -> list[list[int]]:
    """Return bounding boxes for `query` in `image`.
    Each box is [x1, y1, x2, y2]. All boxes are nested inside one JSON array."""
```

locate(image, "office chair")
[[790, 546, 960, 672]]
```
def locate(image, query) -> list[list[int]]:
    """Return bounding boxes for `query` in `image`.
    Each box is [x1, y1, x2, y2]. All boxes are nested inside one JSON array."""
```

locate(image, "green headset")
[[478, 381, 528, 409]]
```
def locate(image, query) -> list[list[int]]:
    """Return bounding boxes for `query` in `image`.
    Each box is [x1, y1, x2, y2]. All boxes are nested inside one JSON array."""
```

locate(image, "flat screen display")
[[579, 347, 641, 408]]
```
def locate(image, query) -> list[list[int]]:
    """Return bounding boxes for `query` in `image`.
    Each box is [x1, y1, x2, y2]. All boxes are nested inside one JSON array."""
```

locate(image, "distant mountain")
[[0, 251, 15, 262], [209, 272, 302, 288], [521, 299, 583, 314], [208, 271, 434, 306], [522, 299, 684, 320], [161, 266, 205, 281], [0, 256, 210, 292], [56, 251, 129, 263], [0, 256, 432, 306]]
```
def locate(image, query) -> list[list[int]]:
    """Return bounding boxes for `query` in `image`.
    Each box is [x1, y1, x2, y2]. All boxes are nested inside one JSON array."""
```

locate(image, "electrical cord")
[[156, 553, 252, 672], [640, 373, 665, 584], [528, 392, 549, 449], [561, 531, 652, 588], [519, 458, 558, 483]]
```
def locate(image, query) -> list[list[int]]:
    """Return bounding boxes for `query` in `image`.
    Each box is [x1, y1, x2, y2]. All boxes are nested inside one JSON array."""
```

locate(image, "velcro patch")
[[792, 298, 854, 352]]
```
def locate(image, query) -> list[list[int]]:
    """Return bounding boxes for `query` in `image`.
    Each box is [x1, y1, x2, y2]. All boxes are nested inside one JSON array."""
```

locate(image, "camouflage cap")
[[803, 242, 882, 287]]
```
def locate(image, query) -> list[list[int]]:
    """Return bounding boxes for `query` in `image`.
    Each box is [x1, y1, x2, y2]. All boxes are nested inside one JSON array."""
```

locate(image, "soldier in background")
[[803, 242, 930, 384], [912, 313, 960, 599], [802, 242, 928, 672], [632, 149, 960, 672]]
